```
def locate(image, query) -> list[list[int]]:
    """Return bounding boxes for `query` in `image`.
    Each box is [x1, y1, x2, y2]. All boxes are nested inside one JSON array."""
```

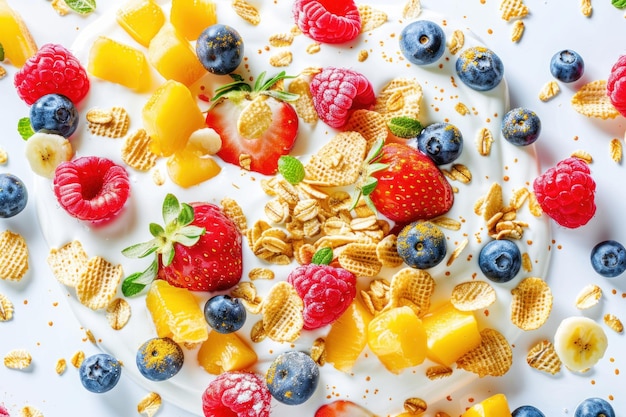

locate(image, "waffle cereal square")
[[571, 80, 621, 119], [456, 328, 513, 377], [510, 277, 553, 330], [451, 281, 496, 311], [261, 281, 304, 343], [288, 76, 318, 124], [0, 230, 29, 281], [121, 129, 158, 171], [343, 109, 388, 150], [47, 240, 89, 287], [402, 0, 422, 19], [106, 298, 132, 330], [373, 78, 423, 123], [375, 235, 404, 267], [76, 256, 123, 310], [304, 132, 368, 187], [526, 339, 561, 375], [338, 241, 382, 277], [87, 106, 130, 138], [358, 5, 388, 33], [0, 292, 14, 321], [137, 392, 162, 417], [387, 268, 435, 317], [499, 0, 529, 21]]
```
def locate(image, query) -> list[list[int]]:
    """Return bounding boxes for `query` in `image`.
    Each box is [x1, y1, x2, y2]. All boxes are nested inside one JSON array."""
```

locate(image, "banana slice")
[[554, 316, 608, 372], [25, 132, 74, 178]]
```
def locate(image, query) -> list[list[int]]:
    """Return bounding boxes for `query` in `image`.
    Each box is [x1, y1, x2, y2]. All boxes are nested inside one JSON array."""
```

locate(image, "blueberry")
[[501, 107, 541, 146], [196, 24, 244, 75], [397, 221, 447, 269], [590, 240, 626, 278], [0, 173, 27, 218], [79, 353, 122, 393], [408, 122, 463, 165], [478, 239, 521, 283], [574, 397, 615, 417], [136, 337, 184, 381], [29, 94, 79, 138], [266, 351, 319, 405], [456, 46, 504, 91], [399, 20, 446, 65], [550, 50, 584, 83], [512, 405, 546, 417], [204, 295, 247, 334]]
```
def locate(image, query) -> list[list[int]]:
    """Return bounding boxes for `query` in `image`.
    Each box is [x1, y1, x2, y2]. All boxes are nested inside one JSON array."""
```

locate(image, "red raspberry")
[[53, 156, 130, 223], [287, 263, 356, 330], [202, 372, 271, 417], [14, 43, 90, 106], [532, 157, 596, 228], [607, 55, 626, 117], [293, 0, 361, 44], [310, 67, 375, 128]]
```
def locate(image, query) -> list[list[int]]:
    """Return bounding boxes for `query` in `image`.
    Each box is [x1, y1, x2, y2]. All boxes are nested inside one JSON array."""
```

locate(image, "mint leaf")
[[63, 0, 96, 14], [612, 0, 626, 8], [0, 43, 4, 62], [17, 118, 35, 140], [312, 247, 333, 265], [278, 155, 305, 184], [388, 117, 423, 139]]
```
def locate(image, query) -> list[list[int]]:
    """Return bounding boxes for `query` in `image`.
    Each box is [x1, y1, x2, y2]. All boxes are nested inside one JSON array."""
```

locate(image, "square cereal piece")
[[0, 230, 29, 281], [47, 240, 89, 287], [76, 256, 123, 310]]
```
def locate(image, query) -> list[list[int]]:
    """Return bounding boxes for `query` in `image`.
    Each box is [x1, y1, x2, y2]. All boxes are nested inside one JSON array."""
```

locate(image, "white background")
[[1, 0, 626, 416]]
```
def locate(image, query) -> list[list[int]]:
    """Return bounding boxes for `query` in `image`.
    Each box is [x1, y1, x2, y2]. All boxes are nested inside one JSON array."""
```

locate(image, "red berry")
[[607, 55, 626, 117], [202, 372, 271, 417], [310, 67, 375, 128], [14, 43, 90, 106], [287, 263, 356, 330], [293, 0, 361, 44], [532, 157, 596, 228], [53, 156, 130, 222]]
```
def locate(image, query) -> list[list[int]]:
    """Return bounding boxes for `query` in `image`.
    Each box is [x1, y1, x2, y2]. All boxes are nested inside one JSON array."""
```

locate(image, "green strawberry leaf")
[[17, 118, 35, 140], [178, 203, 195, 226], [162, 193, 181, 225], [278, 155, 305, 184], [388, 117, 423, 139], [121, 260, 158, 297], [121, 240, 159, 259], [0, 43, 4, 62], [360, 176, 379, 197], [312, 247, 333, 265], [612, 0, 626, 8], [64, 0, 96, 14]]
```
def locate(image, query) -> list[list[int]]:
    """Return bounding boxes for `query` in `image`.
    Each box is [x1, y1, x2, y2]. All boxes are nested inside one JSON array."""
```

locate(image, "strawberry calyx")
[[121, 193, 206, 297], [350, 138, 389, 213], [211, 71, 299, 106]]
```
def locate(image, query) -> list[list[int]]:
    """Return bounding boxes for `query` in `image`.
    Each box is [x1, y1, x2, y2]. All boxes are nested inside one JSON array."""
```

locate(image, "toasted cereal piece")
[[481, 182, 504, 222], [310, 337, 326, 366], [304, 132, 368, 187], [221, 197, 248, 233], [571, 80, 621, 119], [456, 328, 513, 377], [71, 350, 85, 368], [521, 252, 533, 272], [232, 0, 260, 25], [138, 392, 162, 417], [76, 256, 123, 310], [4, 349, 32, 370], [343, 109, 388, 150], [455, 102, 470, 116], [575, 284, 602, 310], [0, 230, 29, 281], [426, 365, 453, 380], [106, 298, 132, 330], [387, 268, 435, 317], [261, 281, 304, 342], [338, 241, 382, 277], [87, 106, 130, 138], [404, 398, 427, 415], [20, 405, 43, 417], [447, 29, 465, 54], [269, 50, 292, 67], [269, 33, 294, 47], [373, 78, 423, 122], [358, 4, 388, 33], [538, 80, 560, 102], [288, 76, 319, 123], [610, 138, 623, 163], [121, 129, 158, 171], [0, 292, 14, 321], [499, 0, 529, 21], [451, 281, 496, 311], [47, 240, 88, 287], [56, 358, 67, 375], [402, 0, 422, 18], [571, 149, 593, 164], [306, 43, 321, 54], [526, 339, 561, 375], [446, 238, 468, 267], [580, 0, 592, 16], [510, 277, 553, 330], [375, 235, 403, 267], [476, 127, 494, 156], [0, 146, 8, 165], [604, 313, 624, 333], [360, 278, 391, 316], [511, 20, 525, 42], [51, 0, 70, 15]]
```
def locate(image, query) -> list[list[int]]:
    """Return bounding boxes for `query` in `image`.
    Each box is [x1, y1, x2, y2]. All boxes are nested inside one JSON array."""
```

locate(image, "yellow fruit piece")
[[197, 331, 257, 375], [148, 23, 206, 86], [167, 147, 221, 188], [325, 300, 373, 372], [422, 302, 482, 366], [116, 0, 165, 47], [170, 0, 218, 41], [0, 0, 37, 67], [462, 393, 512, 417], [88, 36, 151, 91], [145, 280, 209, 345], [367, 306, 427, 374], [142, 80, 205, 157]]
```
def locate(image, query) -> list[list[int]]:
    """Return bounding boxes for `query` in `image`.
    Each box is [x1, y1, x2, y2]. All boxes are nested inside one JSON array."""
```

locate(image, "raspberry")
[[607, 55, 626, 117], [14, 43, 90, 106], [310, 67, 375, 128], [53, 156, 130, 223], [292, 0, 361, 44], [202, 372, 271, 417], [532, 157, 596, 228], [287, 263, 356, 330]]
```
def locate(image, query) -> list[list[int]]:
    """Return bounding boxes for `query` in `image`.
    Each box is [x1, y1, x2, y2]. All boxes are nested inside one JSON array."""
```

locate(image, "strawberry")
[[315, 400, 376, 417], [122, 194, 243, 296], [353, 140, 454, 224], [206, 72, 299, 175]]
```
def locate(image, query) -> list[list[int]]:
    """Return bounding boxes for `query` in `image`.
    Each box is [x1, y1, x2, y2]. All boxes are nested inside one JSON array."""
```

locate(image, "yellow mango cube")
[[422, 302, 481, 366], [325, 300, 373, 372], [167, 148, 221, 188], [88, 36, 151, 91], [0, 0, 37, 67], [143, 80, 206, 157], [197, 331, 258, 375], [367, 306, 427, 374], [170, 0, 218, 40], [148, 23, 206, 86], [462, 393, 512, 417], [116, 0, 165, 47]]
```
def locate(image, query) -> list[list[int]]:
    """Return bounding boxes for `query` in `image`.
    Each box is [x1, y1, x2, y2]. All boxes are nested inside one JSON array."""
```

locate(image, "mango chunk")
[[0, 0, 37, 67], [170, 0, 218, 40], [422, 302, 482, 366], [197, 331, 257, 375], [143, 80, 205, 157], [148, 23, 206, 86], [116, 0, 165, 47], [461, 393, 512, 417], [325, 300, 373, 372], [88, 36, 151, 91]]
